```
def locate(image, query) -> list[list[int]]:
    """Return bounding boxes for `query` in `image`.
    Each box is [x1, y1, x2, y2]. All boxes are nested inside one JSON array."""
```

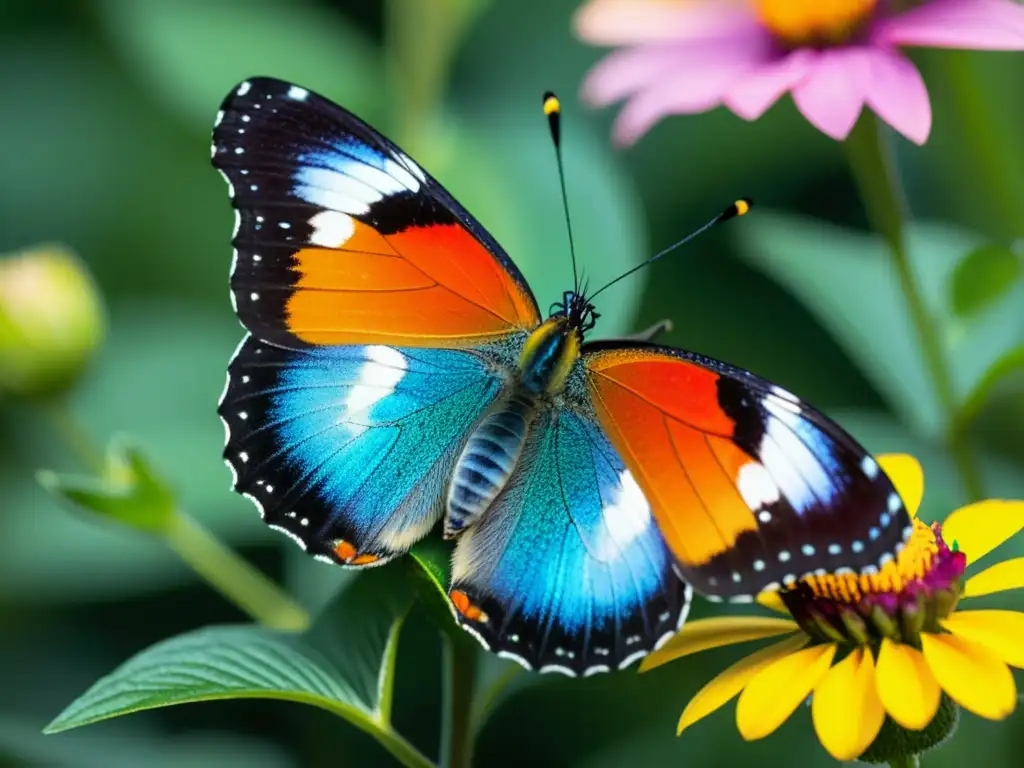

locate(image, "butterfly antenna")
[[543, 92, 579, 294], [588, 198, 753, 302]]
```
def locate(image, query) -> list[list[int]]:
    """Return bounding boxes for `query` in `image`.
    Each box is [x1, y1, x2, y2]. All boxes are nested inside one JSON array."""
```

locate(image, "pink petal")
[[724, 49, 818, 121], [791, 47, 875, 141], [574, 0, 759, 46], [611, 49, 764, 145], [863, 49, 933, 145], [874, 0, 1024, 50], [582, 38, 759, 107]]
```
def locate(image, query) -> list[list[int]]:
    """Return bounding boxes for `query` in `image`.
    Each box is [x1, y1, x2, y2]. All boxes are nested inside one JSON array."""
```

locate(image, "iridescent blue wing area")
[[448, 405, 692, 676], [219, 336, 508, 566]]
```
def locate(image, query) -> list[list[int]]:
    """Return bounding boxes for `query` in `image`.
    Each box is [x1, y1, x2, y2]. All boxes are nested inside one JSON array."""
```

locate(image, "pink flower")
[[575, 0, 1024, 145]]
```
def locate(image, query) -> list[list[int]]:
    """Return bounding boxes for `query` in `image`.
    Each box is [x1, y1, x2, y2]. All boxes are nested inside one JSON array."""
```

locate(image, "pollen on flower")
[[780, 520, 967, 645], [803, 519, 940, 603], [752, 0, 878, 46]]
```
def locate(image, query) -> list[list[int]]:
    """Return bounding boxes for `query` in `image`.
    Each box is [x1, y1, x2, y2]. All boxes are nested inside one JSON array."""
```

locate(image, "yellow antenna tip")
[[543, 93, 560, 116], [734, 198, 751, 216]]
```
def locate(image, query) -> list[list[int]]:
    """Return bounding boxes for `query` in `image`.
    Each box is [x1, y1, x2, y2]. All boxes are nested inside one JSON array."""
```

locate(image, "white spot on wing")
[[287, 85, 309, 101], [594, 470, 652, 560], [307, 210, 355, 248], [345, 346, 407, 420], [539, 664, 575, 677], [268, 523, 307, 551], [237, 81, 252, 96], [497, 650, 531, 670], [737, 462, 780, 509], [861, 455, 879, 479], [618, 650, 647, 670], [293, 166, 377, 215]]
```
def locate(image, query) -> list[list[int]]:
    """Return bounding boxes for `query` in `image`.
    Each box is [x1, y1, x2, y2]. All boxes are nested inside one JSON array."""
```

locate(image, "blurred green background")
[[2, 0, 1023, 766]]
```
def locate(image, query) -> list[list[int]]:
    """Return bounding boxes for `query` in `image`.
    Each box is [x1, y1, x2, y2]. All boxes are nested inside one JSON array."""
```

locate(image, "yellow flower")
[[641, 454, 1024, 762]]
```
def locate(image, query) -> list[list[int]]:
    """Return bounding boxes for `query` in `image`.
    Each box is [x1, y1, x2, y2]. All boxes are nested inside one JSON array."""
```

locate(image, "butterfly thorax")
[[444, 316, 583, 539], [517, 316, 582, 396]]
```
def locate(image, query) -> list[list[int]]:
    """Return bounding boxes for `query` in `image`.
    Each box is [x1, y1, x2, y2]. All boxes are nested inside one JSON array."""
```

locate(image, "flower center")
[[780, 520, 966, 647], [751, 0, 878, 47]]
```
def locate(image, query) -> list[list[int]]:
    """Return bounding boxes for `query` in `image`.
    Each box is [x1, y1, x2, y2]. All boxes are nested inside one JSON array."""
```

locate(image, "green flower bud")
[[0, 244, 105, 399]]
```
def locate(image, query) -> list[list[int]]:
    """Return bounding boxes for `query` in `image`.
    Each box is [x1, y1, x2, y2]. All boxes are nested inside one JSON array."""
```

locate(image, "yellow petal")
[[640, 616, 800, 672], [812, 648, 885, 761], [875, 638, 941, 729], [941, 610, 1024, 668], [878, 454, 924, 518], [921, 632, 1017, 720], [756, 590, 789, 614], [678, 634, 809, 735], [942, 500, 1024, 566], [964, 557, 1024, 597], [736, 643, 836, 741]]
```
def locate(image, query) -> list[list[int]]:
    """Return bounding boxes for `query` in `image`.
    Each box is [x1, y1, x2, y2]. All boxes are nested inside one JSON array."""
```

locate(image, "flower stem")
[[888, 755, 921, 768], [935, 51, 1024, 240], [163, 512, 309, 631], [843, 114, 984, 500], [384, 0, 485, 151], [41, 398, 106, 475], [440, 635, 477, 768], [42, 403, 310, 631]]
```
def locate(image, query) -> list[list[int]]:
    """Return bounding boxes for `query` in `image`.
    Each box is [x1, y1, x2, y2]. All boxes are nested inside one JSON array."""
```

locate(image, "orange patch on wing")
[[586, 350, 734, 435], [449, 589, 489, 623], [333, 539, 357, 562], [284, 223, 539, 347], [350, 553, 381, 566], [586, 348, 756, 568]]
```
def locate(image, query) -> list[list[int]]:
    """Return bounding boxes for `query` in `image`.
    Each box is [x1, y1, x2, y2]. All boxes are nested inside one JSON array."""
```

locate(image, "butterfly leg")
[[616, 318, 673, 344]]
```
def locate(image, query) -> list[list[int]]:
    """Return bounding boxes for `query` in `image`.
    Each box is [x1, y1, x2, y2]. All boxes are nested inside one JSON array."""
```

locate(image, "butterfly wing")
[[448, 403, 691, 675], [583, 342, 912, 601], [212, 77, 541, 349], [219, 335, 513, 564]]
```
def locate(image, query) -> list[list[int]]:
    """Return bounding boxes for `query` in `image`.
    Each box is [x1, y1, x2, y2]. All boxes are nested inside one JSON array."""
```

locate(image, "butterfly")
[[212, 77, 912, 676]]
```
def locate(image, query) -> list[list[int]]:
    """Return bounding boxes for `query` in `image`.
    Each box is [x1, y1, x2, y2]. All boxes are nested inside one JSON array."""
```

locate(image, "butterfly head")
[[549, 289, 600, 337]]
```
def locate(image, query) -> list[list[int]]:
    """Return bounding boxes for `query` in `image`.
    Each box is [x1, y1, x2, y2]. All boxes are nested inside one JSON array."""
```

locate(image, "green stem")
[[163, 512, 309, 631], [843, 114, 984, 501], [384, 0, 484, 151], [40, 402, 310, 630], [41, 398, 105, 474], [468, 664, 522, 742], [936, 51, 1023, 240], [373, 727, 438, 768], [888, 755, 921, 768], [440, 636, 477, 768]]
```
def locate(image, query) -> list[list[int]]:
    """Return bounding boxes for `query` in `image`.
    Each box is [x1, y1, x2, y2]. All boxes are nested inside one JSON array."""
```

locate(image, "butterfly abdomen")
[[445, 391, 538, 538]]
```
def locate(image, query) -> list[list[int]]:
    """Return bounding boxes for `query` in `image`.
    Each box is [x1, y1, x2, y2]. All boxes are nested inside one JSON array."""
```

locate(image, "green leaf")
[[737, 214, 1024, 436], [950, 244, 1022, 318], [37, 436, 175, 534], [410, 536, 451, 599], [98, 0, 384, 130], [0, 716, 292, 768], [46, 564, 432, 768]]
